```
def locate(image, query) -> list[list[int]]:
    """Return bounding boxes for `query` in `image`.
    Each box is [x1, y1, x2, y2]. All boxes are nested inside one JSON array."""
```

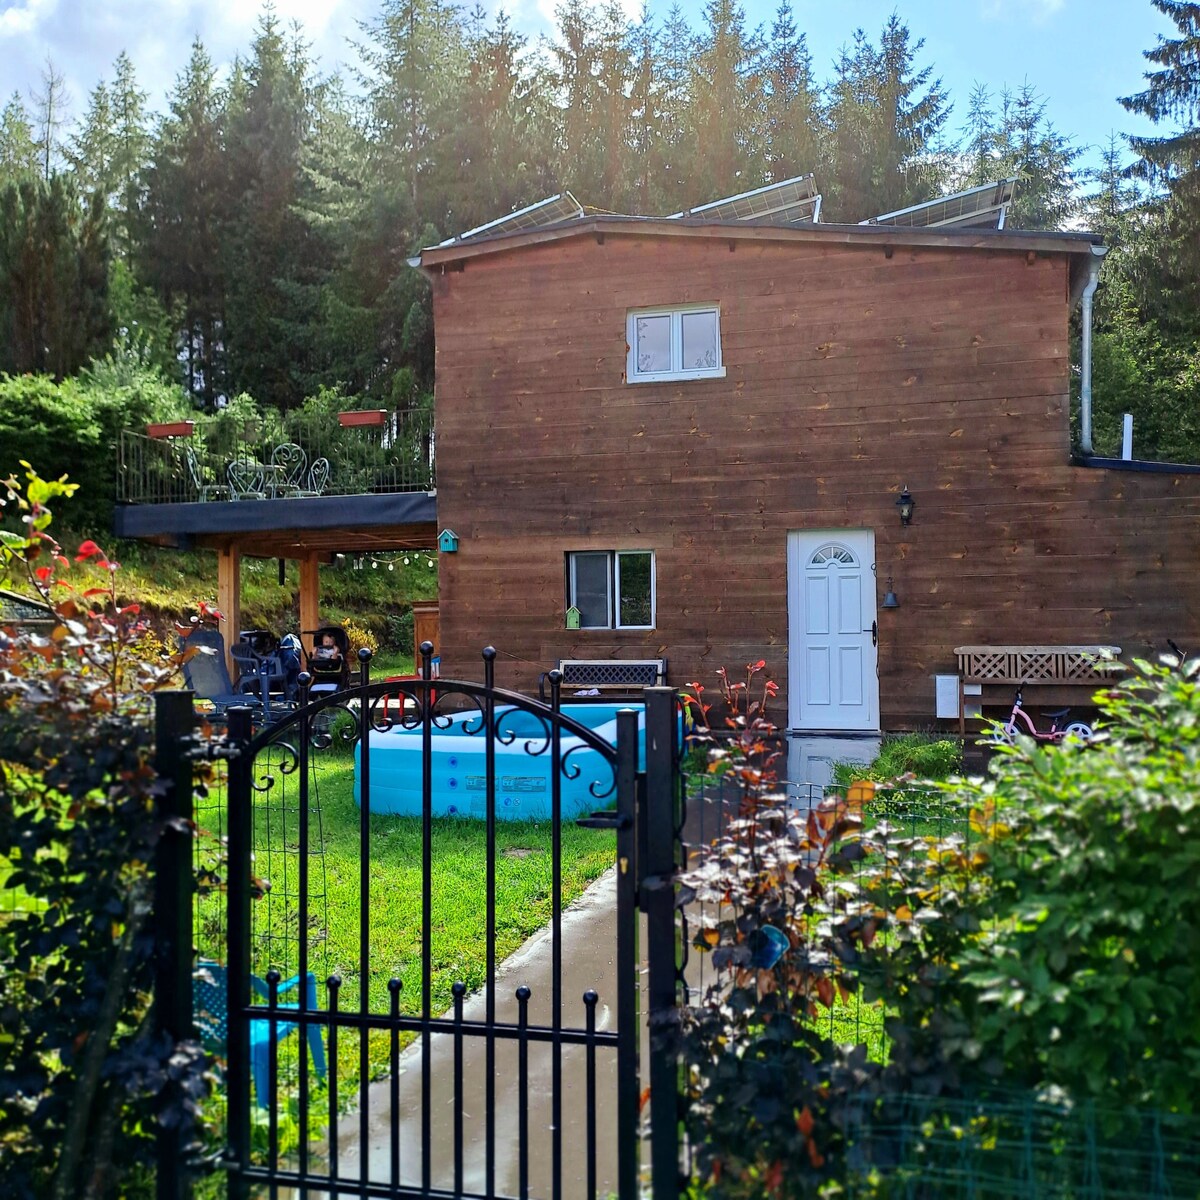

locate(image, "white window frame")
[[626, 305, 725, 384], [567, 550, 657, 630]]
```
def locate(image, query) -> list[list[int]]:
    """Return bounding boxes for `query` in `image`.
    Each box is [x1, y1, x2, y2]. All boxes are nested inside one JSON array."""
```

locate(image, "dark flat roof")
[[114, 491, 438, 555], [1073, 455, 1200, 475]]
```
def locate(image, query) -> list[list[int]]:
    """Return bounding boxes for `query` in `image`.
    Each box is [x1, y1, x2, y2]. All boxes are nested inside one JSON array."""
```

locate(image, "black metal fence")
[[117, 406, 435, 504], [156, 659, 684, 1199]]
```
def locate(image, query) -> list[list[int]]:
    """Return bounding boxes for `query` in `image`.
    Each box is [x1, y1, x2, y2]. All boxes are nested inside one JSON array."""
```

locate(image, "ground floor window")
[[567, 550, 655, 629]]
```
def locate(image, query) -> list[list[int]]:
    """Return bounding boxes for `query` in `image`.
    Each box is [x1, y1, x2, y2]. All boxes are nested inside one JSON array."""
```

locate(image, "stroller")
[[302, 626, 351, 698]]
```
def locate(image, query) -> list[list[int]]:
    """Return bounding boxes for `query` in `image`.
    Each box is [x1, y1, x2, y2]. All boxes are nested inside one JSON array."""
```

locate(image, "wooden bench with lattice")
[[538, 658, 667, 701], [954, 645, 1120, 734]]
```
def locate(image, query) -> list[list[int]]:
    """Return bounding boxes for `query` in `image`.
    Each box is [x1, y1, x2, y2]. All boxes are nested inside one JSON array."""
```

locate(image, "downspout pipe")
[[1079, 244, 1107, 456]]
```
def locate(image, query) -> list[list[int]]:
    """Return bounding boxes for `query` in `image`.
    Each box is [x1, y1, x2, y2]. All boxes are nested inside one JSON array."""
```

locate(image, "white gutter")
[[1078, 244, 1107, 456]]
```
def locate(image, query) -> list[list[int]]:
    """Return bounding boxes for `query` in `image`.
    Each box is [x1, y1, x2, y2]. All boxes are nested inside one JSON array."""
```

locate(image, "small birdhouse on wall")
[[565, 605, 581, 630], [437, 529, 459, 553]]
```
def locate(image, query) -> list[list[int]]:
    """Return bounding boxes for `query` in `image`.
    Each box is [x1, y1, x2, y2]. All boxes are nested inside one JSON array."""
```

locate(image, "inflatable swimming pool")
[[354, 703, 647, 820]]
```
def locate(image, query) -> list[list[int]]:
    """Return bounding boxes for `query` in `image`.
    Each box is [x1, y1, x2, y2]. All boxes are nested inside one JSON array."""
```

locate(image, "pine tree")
[[1084, 134, 1146, 245], [449, 7, 554, 232], [357, 0, 466, 230], [0, 176, 113, 377], [628, 4, 664, 213], [657, 3, 696, 210], [222, 9, 318, 408], [961, 82, 996, 187], [760, 2, 823, 184], [550, 0, 604, 198], [108, 53, 151, 262], [292, 75, 382, 396], [594, 1, 634, 209], [826, 17, 949, 221], [1121, 1, 1200, 322], [1006, 83, 1079, 229], [66, 80, 116, 200], [140, 38, 230, 406], [689, 0, 764, 204], [0, 94, 39, 186]]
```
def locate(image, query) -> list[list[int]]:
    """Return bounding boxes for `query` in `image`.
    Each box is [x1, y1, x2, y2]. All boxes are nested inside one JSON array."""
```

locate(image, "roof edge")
[[415, 214, 1104, 274]]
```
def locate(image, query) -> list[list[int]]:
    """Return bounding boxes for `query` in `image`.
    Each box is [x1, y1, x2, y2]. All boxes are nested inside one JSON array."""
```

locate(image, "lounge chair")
[[180, 626, 266, 718]]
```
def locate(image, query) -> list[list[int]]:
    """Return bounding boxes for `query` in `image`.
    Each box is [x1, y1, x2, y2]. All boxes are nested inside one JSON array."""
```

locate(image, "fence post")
[[643, 686, 681, 1200], [154, 691, 197, 1200], [224, 706, 255, 1200]]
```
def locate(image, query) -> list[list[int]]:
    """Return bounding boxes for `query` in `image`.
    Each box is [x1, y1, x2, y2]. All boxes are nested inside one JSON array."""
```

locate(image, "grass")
[[196, 748, 617, 1120]]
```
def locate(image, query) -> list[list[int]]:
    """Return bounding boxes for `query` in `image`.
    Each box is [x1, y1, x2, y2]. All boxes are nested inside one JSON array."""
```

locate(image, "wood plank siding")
[[428, 230, 1200, 728]]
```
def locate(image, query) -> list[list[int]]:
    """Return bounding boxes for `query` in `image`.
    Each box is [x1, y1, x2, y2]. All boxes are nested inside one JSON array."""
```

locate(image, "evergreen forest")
[[2, 0, 1199, 498]]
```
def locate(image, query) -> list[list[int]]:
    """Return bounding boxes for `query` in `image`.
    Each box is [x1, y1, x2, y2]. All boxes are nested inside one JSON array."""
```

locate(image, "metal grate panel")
[[559, 659, 665, 688]]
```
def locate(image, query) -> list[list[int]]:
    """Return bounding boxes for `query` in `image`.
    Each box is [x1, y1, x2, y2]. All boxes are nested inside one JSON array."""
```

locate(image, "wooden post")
[[299, 553, 320, 655], [217, 544, 241, 680]]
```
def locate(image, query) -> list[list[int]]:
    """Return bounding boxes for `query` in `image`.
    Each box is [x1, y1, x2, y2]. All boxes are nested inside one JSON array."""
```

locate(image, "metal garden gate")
[[213, 646, 681, 1200]]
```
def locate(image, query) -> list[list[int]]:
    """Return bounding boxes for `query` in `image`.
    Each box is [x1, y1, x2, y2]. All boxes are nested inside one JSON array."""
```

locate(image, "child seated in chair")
[[313, 633, 342, 663]]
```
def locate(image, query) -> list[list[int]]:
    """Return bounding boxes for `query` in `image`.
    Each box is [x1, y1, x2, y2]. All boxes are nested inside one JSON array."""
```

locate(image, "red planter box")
[[145, 420, 195, 439], [338, 410, 388, 428]]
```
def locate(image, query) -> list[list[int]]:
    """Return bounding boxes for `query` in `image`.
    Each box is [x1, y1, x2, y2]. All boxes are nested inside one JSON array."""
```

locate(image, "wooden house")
[[417, 180, 1200, 733]]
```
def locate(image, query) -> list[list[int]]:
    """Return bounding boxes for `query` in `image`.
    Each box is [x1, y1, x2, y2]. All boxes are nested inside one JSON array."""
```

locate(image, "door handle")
[[864, 620, 878, 647]]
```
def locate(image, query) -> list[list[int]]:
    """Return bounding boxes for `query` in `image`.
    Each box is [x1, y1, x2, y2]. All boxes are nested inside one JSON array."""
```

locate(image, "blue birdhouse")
[[438, 529, 459, 553]]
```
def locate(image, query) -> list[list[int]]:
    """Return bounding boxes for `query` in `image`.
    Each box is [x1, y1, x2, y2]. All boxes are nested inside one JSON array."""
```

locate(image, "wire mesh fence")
[[676, 743, 1200, 1197], [842, 1090, 1200, 1199], [191, 723, 335, 1172]]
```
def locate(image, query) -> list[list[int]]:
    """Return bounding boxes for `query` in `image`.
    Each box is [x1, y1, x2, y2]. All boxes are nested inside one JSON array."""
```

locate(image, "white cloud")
[[0, 0, 58, 37]]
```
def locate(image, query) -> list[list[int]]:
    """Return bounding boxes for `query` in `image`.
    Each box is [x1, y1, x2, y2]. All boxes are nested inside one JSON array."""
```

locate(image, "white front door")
[[787, 530, 880, 732]]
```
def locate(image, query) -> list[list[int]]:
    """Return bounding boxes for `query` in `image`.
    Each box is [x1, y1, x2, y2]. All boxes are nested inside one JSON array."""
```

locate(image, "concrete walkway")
[[333, 868, 623, 1198]]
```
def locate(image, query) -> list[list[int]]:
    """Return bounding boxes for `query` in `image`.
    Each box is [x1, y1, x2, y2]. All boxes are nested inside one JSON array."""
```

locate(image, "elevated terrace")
[[115, 406, 435, 539], [112, 406, 439, 671]]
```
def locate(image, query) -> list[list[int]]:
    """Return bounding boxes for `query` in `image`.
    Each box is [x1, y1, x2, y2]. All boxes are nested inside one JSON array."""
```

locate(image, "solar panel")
[[862, 178, 1017, 230], [672, 174, 822, 225], [440, 192, 585, 245]]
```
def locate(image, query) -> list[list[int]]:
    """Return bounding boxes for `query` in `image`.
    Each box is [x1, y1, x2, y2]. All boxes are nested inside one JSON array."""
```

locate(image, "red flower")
[[75, 540, 100, 561], [34, 566, 53, 582]]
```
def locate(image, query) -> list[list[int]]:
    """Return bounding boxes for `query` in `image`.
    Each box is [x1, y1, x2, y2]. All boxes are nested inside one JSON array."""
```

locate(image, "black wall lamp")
[[895, 485, 916, 526], [882, 576, 900, 608]]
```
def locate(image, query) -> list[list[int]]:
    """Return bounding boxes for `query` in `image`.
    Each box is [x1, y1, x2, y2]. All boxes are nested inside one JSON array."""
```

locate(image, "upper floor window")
[[626, 306, 725, 384]]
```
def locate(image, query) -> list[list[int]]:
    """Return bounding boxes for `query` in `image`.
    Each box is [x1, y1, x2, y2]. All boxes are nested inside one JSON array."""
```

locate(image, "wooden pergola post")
[[299, 553, 320, 657], [217, 544, 241, 680]]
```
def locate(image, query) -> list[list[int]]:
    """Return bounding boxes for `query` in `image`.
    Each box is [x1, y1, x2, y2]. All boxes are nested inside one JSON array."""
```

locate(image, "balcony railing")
[[116, 408, 435, 505]]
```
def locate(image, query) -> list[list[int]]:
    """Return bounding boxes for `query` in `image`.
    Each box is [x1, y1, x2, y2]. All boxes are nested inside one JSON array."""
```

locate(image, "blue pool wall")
[[354, 703, 656, 820]]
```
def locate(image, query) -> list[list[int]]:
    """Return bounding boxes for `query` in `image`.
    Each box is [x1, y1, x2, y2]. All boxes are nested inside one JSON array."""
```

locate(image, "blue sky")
[[0, 0, 1178, 175]]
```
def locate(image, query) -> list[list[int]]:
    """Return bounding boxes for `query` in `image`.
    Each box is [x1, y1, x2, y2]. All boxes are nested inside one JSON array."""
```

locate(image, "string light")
[[339, 549, 439, 571]]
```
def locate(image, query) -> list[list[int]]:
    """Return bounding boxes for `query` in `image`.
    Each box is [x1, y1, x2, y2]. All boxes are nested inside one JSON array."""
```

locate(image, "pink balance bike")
[[989, 686, 1094, 746]]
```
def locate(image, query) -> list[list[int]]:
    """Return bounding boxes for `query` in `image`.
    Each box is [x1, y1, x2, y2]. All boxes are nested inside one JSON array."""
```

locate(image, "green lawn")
[[196, 748, 617, 1117]]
